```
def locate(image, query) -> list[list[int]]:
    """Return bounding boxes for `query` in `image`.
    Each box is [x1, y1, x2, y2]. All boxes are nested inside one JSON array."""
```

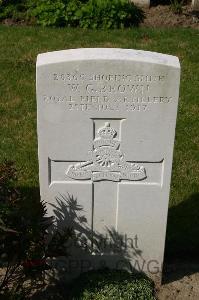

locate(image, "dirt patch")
[[157, 262, 199, 299], [141, 4, 199, 29]]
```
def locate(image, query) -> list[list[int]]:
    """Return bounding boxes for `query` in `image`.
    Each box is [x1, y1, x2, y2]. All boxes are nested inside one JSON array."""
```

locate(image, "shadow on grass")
[[19, 186, 40, 210], [163, 192, 199, 283]]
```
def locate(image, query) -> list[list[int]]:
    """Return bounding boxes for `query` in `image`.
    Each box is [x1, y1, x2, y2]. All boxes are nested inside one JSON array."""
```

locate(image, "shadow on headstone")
[[150, 0, 171, 7], [17, 187, 199, 286], [45, 192, 144, 284]]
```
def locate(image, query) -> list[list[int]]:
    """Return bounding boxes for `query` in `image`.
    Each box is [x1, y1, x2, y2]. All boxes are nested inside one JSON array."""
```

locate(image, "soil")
[[141, 4, 199, 29], [157, 261, 199, 299]]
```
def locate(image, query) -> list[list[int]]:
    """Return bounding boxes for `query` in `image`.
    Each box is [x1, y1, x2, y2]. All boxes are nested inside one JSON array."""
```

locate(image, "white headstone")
[[36, 48, 180, 284], [192, 0, 199, 10], [131, 0, 150, 8]]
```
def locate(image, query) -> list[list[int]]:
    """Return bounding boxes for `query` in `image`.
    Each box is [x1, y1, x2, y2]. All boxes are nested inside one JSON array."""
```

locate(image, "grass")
[[0, 25, 198, 258]]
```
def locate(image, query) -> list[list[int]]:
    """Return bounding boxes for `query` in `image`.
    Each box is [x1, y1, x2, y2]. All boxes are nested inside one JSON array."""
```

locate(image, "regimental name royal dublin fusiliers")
[[66, 122, 147, 182]]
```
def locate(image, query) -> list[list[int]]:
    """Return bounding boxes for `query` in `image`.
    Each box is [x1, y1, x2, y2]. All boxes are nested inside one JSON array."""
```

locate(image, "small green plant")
[[69, 269, 156, 300], [0, 0, 27, 21], [64, 0, 82, 27], [0, 161, 72, 297], [0, 0, 144, 27], [170, 0, 184, 14], [77, 0, 144, 29], [27, 0, 66, 26], [0, 161, 49, 294]]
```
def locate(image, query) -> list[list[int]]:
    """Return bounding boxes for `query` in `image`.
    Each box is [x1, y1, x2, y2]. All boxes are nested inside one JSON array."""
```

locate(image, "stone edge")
[[36, 48, 180, 69]]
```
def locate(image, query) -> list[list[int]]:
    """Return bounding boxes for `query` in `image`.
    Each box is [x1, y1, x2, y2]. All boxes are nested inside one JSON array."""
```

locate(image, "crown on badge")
[[98, 122, 117, 139]]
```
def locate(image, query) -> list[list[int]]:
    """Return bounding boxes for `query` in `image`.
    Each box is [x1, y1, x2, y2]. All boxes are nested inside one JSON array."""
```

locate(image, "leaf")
[[0, 224, 18, 233]]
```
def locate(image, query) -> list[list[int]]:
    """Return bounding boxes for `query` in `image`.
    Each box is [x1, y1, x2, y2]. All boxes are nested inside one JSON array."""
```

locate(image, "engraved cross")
[[49, 120, 163, 248]]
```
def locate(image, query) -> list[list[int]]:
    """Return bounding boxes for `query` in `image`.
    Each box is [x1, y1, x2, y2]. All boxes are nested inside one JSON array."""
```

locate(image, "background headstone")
[[36, 48, 180, 284], [192, 0, 199, 10], [131, 0, 150, 8]]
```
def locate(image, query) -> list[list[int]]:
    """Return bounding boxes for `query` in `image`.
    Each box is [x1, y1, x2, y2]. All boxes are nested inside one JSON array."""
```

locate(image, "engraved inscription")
[[43, 71, 173, 112], [53, 73, 166, 83], [85, 84, 148, 94], [66, 122, 146, 182]]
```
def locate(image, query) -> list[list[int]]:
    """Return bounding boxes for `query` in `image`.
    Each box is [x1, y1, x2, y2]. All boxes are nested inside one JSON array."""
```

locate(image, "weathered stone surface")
[[36, 48, 180, 284]]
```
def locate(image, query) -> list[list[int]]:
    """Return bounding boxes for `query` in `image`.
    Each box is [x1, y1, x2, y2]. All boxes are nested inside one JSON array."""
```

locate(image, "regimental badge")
[[66, 122, 147, 182]]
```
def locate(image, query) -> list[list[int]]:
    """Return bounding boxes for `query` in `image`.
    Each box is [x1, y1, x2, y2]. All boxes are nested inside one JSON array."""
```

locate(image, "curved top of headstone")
[[37, 48, 180, 68]]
